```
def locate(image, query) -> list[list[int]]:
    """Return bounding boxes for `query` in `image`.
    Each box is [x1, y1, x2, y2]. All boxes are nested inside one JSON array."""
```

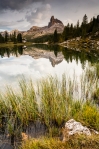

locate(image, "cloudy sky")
[[0, 0, 99, 31], [0, 55, 83, 92]]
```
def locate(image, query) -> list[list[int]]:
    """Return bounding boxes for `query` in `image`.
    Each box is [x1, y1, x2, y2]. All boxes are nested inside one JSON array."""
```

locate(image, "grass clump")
[[1, 70, 99, 145], [40, 76, 69, 127], [20, 134, 99, 149], [81, 101, 99, 130]]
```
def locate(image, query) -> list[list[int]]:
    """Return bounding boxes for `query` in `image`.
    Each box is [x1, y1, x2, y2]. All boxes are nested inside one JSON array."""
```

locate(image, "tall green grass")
[[0, 66, 99, 144]]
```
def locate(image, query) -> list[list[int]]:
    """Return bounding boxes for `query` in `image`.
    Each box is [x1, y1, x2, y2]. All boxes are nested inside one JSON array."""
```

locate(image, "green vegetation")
[[1, 65, 99, 146], [0, 32, 23, 44], [0, 14, 99, 149], [31, 34, 53, 43], [21, 135, 99, 149], [0, 33, 5, 43], [60, 14, 99, 42], [0, 45, 23, 57], [53, 29, 58, 43], [0, 42, 32, 48], [1, 14, 99, 45], [5, 31, 8, 43], [1, 43, 99, 67], [17, 33, 22, 43], [32, 44, 99, 65], [31, 14, 99, 44]]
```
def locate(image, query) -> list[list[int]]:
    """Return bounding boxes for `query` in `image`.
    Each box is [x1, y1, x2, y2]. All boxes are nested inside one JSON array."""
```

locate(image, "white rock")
[[65, 119, 91, 136]]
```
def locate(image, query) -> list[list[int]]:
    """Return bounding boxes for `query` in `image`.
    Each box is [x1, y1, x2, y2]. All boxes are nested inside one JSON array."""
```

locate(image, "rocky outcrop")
[[28, 26, 41, 32], [23, 47, 64, 67], [10, 29, 19, 36], [23, 16, 64, 39], [49, 56, 63, 67], [1, 16, 64, 39], [0, 29, 22, 37], [48, 16, 63, 28], [63, 119, 99, 141]]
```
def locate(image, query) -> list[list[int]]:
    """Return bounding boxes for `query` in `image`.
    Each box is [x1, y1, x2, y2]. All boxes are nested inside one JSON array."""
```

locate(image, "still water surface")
[[0, 44, 98, 90]]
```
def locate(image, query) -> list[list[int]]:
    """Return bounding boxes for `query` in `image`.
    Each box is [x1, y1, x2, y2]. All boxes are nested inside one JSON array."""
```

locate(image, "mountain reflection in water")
[[0, 44, 99, 90]]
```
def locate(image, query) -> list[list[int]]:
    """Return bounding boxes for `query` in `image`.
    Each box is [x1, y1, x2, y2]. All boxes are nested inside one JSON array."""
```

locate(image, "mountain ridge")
[[23, 16, 64, 39], [0, 16, 64, 39]]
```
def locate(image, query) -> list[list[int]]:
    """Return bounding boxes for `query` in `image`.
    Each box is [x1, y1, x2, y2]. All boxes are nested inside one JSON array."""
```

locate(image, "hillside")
[[23, 16, 64, 39]]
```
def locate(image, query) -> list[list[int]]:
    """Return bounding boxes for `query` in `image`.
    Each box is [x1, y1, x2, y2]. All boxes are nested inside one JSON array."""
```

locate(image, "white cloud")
[[25, 3, 51, 26], [0, 0, 99, 31], [0, 55, 83, 91], [63, 19, 74, 26]]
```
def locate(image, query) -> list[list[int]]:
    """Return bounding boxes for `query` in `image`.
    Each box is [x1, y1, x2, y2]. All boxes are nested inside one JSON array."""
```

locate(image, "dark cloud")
[[25, 4, 51, 26], [0, 0, 76, 11], [0, 0, 99, 31], [17, 19, 24, 22], [0, 0, 99, 11], [0, 0, 45, 10]]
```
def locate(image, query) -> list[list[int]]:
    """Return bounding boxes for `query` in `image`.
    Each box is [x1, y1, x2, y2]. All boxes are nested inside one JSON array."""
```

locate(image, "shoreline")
[[0, 42, 32, 47]]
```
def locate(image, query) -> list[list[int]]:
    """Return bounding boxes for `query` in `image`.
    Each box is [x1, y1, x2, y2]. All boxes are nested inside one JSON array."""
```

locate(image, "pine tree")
[[9, 34, 13, 42], [0, 34, 4, 43], [62, 26, 68, 40], [75, 20, 81, 37], [13, 31, 17, 44], [17, 33, 22, 43], [53, 29, 58, 43], [81, 14, 88, 38], [77, 20, 80, 28], [5, 31, 8, 43], [83, 14, 88, 25]]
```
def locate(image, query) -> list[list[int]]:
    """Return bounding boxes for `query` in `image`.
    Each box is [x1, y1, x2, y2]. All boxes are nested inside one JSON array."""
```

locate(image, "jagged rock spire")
[[48, 16, 63, 28]]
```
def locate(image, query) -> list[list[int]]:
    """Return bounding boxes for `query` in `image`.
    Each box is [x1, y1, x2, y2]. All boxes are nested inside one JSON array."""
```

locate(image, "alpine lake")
[[0, 44, 99, 99], [0, 44, 99, 89], [1, 44, 99, 148]]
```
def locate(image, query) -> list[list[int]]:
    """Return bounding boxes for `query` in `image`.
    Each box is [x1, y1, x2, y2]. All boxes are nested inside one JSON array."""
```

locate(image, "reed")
[[0, 66, 99, 145]]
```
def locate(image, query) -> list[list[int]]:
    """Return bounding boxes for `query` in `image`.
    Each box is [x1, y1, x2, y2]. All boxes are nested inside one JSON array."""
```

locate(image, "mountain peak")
[[23, 16, 64, 39], [48, 16, 63, 28]]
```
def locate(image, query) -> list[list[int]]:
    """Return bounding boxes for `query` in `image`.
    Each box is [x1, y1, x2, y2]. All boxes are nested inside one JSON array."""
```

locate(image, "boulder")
[[63, 119, 92, 141], [63, 119, 99, 141]]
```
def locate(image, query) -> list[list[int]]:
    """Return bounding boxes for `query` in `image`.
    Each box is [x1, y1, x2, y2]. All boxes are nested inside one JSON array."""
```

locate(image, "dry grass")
[[20, 134, 99, 149]]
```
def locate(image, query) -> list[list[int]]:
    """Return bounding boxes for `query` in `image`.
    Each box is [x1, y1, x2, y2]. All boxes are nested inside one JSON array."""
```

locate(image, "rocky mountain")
[[10, 29, 19, 35], [0, 29, 22, 37], [48, 16, 64, 28], [23, 47, 64, 67], [0, 16, 64, 40], [23, 16, 64, 39]]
